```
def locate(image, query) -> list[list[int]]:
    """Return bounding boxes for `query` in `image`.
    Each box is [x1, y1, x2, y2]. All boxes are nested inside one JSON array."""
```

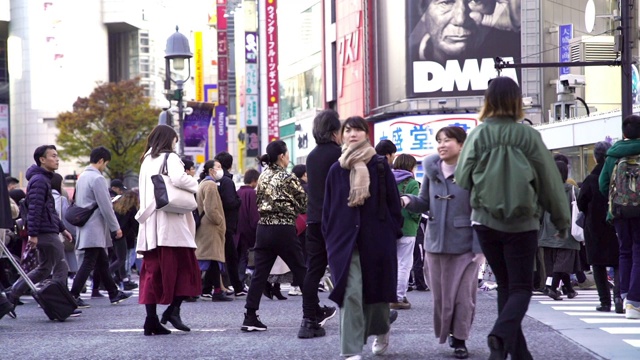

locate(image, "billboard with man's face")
[[406, 0, 522, 97]]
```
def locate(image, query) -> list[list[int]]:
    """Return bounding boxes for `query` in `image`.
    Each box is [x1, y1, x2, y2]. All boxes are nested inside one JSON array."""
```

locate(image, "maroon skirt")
[[138, 246, 202, 305]]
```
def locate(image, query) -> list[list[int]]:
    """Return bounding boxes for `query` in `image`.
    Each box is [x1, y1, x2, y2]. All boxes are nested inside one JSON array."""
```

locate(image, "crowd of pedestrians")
[[2, 77, 640, 360]]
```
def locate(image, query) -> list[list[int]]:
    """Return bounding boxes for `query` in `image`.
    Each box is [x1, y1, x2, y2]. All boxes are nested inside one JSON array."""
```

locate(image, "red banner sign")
[[265, 0, 279, 142]]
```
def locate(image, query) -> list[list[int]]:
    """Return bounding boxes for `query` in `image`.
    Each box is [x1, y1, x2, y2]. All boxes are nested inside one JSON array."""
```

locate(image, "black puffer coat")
[[577, 163, 619, 266]]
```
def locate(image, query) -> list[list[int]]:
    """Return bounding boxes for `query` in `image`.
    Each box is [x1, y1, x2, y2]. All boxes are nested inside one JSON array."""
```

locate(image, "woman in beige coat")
[[195, 160, 231, 301]]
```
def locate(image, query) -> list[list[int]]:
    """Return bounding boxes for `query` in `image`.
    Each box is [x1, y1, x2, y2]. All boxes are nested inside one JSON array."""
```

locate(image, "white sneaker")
[[288, 286, 302, 296], [344, 355, 362, 360], [625, 300, 640, 319], [372, 332, 390, 355]]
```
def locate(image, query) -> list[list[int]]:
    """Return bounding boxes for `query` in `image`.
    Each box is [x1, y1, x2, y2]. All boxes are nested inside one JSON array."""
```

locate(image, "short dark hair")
[[555, 160, 569, 183], [375, 139, 397, 156], [622, 114, 640, 139], [341, 116, 369, 136], [5, 176, 19, 186], [215, 151, 233, 170], [243, 168, 260, 184], [479, 77, 524, 121], [259, 140, 288, 167], [51, 173, 63, 193], [553, 154, 569, 165], [33, 145, 57, 166], [292, 164, 307, 179], [594, 141, 612, 164], [393, 154, 417, 172], [90, 146, 112, 164], [182, 158, 194, 171], [436, 126, 467, 144], [140, 125, 178, 163], [312, 109, 341, 144]]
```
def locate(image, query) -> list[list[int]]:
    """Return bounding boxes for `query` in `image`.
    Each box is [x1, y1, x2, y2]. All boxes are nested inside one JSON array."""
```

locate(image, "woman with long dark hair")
[[136, 125, 201, 335], [112, 190, 139, 289], [241, 140, 307, 332], [455, 77, 571, 359]]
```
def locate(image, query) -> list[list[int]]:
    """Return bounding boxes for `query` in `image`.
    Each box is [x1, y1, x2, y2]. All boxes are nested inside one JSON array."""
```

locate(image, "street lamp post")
[[164, 26, 193, 155]]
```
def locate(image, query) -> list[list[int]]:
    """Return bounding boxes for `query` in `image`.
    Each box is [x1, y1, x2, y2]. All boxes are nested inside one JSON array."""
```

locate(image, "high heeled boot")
[[263, 282, 274, 300], [161, 307, 191, 332], [144, 315, 171, 336], [272, 283, 288, 300]]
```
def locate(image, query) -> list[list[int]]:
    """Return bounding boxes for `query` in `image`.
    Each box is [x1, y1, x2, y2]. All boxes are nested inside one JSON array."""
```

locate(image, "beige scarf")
[[339, 139, 376, 207]]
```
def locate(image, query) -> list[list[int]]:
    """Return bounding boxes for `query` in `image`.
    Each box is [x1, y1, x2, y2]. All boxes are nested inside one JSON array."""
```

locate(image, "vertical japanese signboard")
[[559, 24, 573, 76], [246, 31, 259, 127], [215, 0, 228, 153], [0, 104, 9, 172], [265, 0, 279, 142], [194, 31, 204, 101]]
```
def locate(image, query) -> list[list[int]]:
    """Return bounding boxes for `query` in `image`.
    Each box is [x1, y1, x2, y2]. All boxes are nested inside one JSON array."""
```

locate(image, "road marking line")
[[564, 312, 625, 316], [581, 318, 638, 324], [623, 340, 640, 347], [601, 327, 640, 334], [108, 328, 226, 333], [539, 301, 599, 305], [551, 306, 599, 311]]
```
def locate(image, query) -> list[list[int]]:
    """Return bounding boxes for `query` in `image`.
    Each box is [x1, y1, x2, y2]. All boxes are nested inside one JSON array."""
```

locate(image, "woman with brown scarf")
[[323, 116, 404, 360]]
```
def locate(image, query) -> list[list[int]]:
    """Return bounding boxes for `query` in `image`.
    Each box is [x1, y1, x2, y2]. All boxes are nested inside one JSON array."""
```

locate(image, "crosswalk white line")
[[551, 306, 599, 311], [539, 301, 600, 305], [601, 327, 640, 334], [565, 312, 625, 317], [581, 318, 636, 324], [623, 339, 640, 347]]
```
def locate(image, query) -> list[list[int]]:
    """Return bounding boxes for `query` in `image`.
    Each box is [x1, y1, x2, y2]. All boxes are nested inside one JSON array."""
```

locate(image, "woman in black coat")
[[323, 116, 403, 358], [577, 141, 621, 313]]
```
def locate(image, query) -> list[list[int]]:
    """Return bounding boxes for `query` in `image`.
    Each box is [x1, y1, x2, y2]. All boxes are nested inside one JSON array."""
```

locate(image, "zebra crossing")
[[528, 289, 640, 359]]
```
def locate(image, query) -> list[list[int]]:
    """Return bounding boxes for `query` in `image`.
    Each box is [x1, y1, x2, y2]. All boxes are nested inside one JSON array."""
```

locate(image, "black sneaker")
[[241, 313, 267, 332], [297, 318, 326, 338], [110, 291, 132, 305], [317, 305, 337, 327], [75, 297, 90, 309], [123, 281, 138, 291], [200, 293, 213, 300], [69, 309, 82, 317], [212, 292, 234, 302], [0, 301, 15, 320]]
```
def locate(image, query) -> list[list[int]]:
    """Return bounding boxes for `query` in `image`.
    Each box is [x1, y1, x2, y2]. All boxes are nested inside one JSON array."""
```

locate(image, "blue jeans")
[[474, 225, 537, 360], [613, 219, 640, 302]]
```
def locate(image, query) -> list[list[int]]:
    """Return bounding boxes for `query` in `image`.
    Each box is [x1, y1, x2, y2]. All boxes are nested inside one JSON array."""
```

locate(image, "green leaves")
[[56, 78, 160, 179]]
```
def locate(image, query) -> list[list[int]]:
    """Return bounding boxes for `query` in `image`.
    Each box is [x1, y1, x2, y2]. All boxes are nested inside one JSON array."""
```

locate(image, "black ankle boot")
[[487, 335, 506, 360], [272, 283, 287, 300], [263, 282, 274, 300], [614, 296, 624, 314], [144, 316, 171, 336], [297, 318, 326, 339], [161, 307, 190, 332]]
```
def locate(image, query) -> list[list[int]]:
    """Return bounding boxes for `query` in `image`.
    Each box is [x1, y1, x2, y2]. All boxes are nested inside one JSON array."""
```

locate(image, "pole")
[[177, 80, 185, 156], [621, 0, 634, 121]]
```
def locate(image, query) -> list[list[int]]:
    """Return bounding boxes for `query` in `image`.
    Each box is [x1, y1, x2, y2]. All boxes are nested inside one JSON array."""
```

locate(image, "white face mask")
[[213, 169, 224, 180]]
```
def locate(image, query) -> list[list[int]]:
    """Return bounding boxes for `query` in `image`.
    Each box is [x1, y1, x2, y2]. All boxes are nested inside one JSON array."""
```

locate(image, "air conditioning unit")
[[569, 36, 616, 63]]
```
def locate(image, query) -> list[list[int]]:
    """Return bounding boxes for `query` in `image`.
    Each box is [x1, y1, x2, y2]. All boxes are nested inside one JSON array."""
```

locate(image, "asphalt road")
[[0, 281, 605, 360]]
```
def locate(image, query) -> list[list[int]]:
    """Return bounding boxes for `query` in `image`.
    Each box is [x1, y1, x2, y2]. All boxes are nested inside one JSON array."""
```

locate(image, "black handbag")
[[64, 186, 99, 227]]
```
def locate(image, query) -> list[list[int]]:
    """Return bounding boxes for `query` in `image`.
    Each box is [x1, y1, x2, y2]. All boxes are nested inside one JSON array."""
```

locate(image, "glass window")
[[280, 65, 322, 121]]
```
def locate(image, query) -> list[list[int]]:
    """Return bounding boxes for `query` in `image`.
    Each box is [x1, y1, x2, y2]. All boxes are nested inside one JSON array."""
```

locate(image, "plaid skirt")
[[138, 246, 201, 304]]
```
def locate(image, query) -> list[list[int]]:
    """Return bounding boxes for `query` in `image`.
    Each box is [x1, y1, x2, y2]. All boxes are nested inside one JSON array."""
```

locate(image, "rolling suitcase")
[[0, 232, 78, 321]]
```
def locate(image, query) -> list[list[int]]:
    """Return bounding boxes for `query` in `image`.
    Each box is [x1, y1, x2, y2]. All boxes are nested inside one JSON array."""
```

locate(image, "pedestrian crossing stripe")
[[533, 289, 640, 349]]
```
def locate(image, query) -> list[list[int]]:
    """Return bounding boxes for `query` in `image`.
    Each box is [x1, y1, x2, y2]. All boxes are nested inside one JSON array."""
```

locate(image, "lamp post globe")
[[164, 26, 193, 155]]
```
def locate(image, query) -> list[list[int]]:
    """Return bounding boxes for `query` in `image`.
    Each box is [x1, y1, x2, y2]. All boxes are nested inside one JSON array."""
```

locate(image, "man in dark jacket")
[[214, 151, 245, 296], [6, 145, 74, 308], [0, 165, 17, 320], [235, 169, 260, 286], [298, 110, 341, 338]]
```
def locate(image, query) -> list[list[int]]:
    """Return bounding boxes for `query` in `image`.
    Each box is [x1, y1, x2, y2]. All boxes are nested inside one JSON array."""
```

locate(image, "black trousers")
[[70, 247, 118, 298], [245, 224, 306, 311], [202, 261, 222, 294], [474, 225, 537, 360], [224, 231, 243, 292], [108, 239, 127, 282], [301, 223, 328, 319], [11, 234, 69, 298], [593, 264, 620, 306]]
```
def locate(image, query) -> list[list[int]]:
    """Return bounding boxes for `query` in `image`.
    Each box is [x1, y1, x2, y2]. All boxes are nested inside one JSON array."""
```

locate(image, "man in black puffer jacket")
[[7, 145, 73, 307]]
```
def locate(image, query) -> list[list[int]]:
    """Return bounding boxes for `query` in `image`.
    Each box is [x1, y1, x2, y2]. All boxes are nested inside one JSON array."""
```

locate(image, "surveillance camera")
[[560, 79, 569, 86]]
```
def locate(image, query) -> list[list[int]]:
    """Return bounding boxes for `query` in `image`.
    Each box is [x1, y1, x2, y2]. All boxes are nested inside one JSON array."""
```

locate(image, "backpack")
[[609, 155, 640, 219]]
